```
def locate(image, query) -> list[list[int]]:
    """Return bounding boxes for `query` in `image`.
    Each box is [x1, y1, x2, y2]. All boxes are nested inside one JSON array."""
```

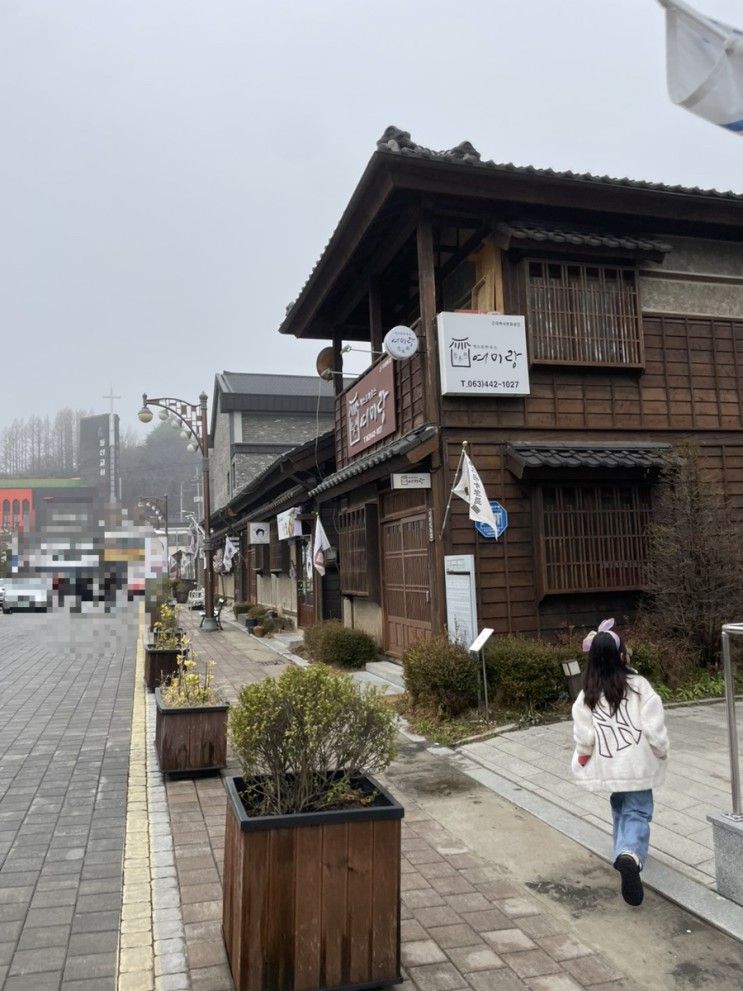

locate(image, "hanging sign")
[[474, 501, 509, 540], [444, 554, 478, 648], [391, 472, 431, 490], [437, 312, 530, 397], [248, 522, 270, 544], [383, 326, 419, 360], [277, 507, 302, 540], [346, 357, 397, 458]]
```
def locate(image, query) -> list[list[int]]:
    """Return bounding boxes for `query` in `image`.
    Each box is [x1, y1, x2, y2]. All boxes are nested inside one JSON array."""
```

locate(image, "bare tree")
[[644, 443, 743, 666]]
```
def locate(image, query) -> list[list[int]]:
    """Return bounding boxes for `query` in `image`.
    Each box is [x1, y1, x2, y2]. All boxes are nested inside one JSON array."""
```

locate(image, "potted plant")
[[222, 665, 402, 991], [155, 644, 228, 775], [245, 604, 266, 633], [144, 602, 185, 691]]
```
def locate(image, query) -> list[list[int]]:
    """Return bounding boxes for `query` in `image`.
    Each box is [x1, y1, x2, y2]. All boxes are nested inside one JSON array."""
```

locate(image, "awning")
[[309, 424, 438, 497], [507, 443, 670, 479]]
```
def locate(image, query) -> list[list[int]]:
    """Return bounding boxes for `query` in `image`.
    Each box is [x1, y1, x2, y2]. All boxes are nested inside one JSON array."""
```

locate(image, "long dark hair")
[[582, 631, 635, 715]]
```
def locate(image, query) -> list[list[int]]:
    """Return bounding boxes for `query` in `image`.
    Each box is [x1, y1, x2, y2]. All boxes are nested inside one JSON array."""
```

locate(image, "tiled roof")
[[375, 126, 743, 202], [309, 423, 437, 497], [508, 443, 670, 475], [501, 222, 671, 255], [218, 372, 337, 397]]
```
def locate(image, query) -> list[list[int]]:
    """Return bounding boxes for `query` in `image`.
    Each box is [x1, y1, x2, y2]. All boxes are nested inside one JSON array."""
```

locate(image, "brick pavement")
[[462, 705, 734, 886], [0, 605, 138, 991], [158, 612, 639, 991]]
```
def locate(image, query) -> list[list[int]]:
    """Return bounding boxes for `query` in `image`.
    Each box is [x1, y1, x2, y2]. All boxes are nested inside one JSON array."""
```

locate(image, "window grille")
[[526, 261, 642, 366], [338, 506, 379, 598], [539, 484, 652, 594]]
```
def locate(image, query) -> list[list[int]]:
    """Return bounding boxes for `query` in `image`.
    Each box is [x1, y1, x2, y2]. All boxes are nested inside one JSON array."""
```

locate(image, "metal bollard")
[[721, 623, 743, 820]]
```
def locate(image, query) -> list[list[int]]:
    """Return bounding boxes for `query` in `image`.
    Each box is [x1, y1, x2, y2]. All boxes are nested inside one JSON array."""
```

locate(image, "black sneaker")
[[614, 854, 644, 906]]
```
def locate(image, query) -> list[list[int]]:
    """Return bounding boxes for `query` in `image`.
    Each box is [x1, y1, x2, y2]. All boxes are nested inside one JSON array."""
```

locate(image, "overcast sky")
[[2, 0, 742, 436]]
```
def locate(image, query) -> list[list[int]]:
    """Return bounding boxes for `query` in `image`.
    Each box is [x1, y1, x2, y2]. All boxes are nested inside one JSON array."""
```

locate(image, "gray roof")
[[376, 126, 743, 202], [499, 222, 671, 255], [507, 443, 670, 476], [310, 423, 437, 497], [218, 371, 337, 398]]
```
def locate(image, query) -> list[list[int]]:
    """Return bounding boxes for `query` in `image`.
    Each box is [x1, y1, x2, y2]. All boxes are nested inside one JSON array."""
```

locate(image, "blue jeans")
[[610, 790, 654, 867]]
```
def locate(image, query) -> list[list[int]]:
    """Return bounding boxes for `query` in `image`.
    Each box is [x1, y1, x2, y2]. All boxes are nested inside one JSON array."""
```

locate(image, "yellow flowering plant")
[[161, 638, 222, 708], [153, 602, 183, 650]]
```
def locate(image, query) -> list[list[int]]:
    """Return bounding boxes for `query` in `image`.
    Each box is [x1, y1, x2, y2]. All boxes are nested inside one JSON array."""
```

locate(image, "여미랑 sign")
[[248, 522, 270, 544], [444, 554, 478, 648], [474, 500, 509, 540], [437, 312, 530, 397], [391, 472, 431, 490], [346, 357, 396, 459]]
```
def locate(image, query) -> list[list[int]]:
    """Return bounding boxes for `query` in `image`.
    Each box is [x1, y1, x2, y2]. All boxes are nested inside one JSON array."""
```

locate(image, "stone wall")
[[641, 236, 743, 319]]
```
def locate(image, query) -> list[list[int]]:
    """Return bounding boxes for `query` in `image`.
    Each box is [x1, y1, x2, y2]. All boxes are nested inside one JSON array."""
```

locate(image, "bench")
[[200, 596, 226, 630]]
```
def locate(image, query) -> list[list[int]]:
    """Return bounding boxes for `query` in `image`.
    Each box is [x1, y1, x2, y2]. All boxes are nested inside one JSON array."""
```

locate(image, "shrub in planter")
[[223, 665, 401, 991], [402, 635, 478, 717], [232, 601, 253, 620], [155, 649, 228, 775], [484, 635, 573, 712], [303, 619, 378, 670], [145, 603, 186, 690], [247, 604, 267, 620]]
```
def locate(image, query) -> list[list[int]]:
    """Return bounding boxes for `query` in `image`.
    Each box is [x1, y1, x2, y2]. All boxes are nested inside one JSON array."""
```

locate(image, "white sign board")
[[248, 522, 270, 544], [469, 628, 494, 653], [383, 325, 419, 360], [391, 472, 431, 490], [437, 312, 530, 397], [276, 508, 302, 541], [444, 554, 478, 648]]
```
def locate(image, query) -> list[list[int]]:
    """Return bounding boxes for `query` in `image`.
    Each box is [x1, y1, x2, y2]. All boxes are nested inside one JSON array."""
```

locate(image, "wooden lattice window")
[[338, 505, 380, 599], [269, 520, 289, 574], [538, 484, 652, 594], [526, 261, 642, 367]]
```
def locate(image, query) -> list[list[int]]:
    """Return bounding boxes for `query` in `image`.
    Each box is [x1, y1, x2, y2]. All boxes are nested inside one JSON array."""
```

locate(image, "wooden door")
[[381, 496, 432, 657], [297, 536, 316, 629]]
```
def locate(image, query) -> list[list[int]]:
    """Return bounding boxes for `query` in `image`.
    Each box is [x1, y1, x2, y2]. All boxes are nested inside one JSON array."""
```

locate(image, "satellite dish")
[[384, 325, 419, 360], [315, 346, 336, 381]]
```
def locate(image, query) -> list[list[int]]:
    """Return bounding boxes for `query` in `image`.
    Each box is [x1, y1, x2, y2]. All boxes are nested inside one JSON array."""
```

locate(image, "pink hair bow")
[[582, 618, 620, 653]]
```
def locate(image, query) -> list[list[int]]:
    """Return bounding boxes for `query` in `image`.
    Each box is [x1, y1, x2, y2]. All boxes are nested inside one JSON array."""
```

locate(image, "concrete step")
[[353, 670, 404, 696], [366, 659, 406, 691]]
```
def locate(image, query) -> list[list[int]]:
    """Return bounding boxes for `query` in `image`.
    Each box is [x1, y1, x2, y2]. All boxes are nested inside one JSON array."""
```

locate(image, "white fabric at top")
[[451, 452, 499, 536], [661, 0, 743, 132], [571, 675, 670, 794]]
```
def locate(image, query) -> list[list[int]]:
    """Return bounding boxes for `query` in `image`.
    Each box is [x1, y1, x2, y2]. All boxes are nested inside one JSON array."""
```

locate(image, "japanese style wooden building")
[[272, 126, 743, 656]]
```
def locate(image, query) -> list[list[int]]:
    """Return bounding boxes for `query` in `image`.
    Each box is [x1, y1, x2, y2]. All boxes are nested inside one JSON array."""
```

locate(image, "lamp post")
[[137, 391, 218, 631], [138, 495, 170, 573]]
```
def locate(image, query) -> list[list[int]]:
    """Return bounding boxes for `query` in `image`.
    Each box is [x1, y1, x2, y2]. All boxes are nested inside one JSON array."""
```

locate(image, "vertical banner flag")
[[452, 452, 500, 537], [223, 537, 238, 573], [660, 0, 743, 133], [313, 518, 331, 576]]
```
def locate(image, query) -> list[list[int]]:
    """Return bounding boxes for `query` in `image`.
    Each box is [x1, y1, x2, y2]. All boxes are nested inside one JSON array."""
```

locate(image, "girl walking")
[[571, 619, 669, 906]]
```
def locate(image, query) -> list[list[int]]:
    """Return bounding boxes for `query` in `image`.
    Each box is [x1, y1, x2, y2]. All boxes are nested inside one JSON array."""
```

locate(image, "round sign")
[[383, 325, 419, 360]]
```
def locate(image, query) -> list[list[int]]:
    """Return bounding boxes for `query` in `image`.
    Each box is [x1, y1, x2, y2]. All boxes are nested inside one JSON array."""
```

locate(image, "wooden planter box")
[[222, 774, 403, 991], [154, 689, 228, 775], [144, 646, 181, 691]]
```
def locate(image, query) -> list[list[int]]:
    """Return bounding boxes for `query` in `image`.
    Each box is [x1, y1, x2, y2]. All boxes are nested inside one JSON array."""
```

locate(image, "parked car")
[[0, 578, 52, 613]]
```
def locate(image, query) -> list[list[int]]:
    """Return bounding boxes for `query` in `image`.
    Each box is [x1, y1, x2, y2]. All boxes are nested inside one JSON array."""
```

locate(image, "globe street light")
[[137, 391, 217, 631], [138, 494, 169, 568]]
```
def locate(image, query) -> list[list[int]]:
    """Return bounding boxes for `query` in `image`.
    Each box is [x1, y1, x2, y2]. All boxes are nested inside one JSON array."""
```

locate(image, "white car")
[[1, 578, 51, 613]]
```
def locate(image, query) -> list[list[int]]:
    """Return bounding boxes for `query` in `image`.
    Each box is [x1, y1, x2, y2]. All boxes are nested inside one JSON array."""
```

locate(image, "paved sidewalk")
[[156, 615, 640, 991], [462, 705, 734, 887], [0, 606, 138, 991]]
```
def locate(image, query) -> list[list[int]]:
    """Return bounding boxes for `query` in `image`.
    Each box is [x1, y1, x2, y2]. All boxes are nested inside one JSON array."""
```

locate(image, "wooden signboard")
[[346, 357, 396, 459]]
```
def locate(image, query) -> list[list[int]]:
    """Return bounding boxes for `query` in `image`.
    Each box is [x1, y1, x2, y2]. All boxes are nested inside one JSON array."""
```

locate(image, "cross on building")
[[102, 386, 121, 416]]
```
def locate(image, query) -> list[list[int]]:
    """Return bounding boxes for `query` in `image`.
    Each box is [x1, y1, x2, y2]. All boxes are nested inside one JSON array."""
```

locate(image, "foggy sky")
[[2, 0, 742, 436]]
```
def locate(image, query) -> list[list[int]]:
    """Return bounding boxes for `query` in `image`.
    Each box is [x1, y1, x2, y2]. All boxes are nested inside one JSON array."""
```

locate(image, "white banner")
[[313, 519, 331, 577], [452, 453, 499, 537], [661, 0, 743, 133]]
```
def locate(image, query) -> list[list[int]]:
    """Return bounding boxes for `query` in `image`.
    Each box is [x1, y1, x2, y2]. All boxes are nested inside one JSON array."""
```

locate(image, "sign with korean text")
[[346, 357, 397, 459], [248, 522, 270, 544], [444, 554, 478, 648], [437, 312, 530, 397], [391, 472, 431, 490]]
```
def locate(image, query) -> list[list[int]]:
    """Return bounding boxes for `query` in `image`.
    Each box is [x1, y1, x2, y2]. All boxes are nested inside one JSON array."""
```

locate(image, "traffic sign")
[[475, 500, 508, 540]]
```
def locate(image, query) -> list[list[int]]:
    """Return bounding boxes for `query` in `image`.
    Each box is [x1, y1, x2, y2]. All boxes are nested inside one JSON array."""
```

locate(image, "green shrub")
[[625, 629, 698, 689], [484, 636, 573, 712], [303, 620, 378, 670], [402, 635, 479, 717], [229, 664, 397, 816], [232, 601, 254, 619], [247, 604, 268, 620]]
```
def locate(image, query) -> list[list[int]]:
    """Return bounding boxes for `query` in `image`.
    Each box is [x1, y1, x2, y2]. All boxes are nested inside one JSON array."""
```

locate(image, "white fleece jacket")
[[571, 674, 669, 794]]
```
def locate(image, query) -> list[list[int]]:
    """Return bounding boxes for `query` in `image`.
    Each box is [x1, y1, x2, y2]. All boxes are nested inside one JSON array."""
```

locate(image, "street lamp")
[[137, 391, 218, 631]]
